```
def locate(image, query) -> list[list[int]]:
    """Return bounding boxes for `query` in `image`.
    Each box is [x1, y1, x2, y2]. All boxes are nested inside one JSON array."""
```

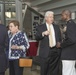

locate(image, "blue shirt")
[[9, 31, 30, 60]]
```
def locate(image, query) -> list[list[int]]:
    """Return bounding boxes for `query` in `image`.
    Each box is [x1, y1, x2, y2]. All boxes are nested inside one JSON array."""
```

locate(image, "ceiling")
[[0, 0, 60, 16], [0, 0, 61, 12], [0, 0, 76, 16]]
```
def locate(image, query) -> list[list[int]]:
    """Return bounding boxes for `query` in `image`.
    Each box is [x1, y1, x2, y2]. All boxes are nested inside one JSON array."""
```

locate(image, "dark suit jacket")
[[0, 24, 9, 72], [35, 23, 61, 58], [61, 19, 76, 60]]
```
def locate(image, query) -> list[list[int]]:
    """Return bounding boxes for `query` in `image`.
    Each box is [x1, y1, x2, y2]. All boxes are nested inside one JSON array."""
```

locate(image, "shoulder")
[[0, 24, 7, 32], [36, 23, 46, 29], [18, 31, 24, 35], [53, 23, 59, 28], [67, 19, 75, 25], [0, 24, 6, 28], [18, 31, 26, 36], [67, 19, 76, 27]]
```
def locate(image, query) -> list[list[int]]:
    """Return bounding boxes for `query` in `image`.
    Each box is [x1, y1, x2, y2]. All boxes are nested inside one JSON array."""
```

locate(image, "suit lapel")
[[53, 24, 56, 34], [43, 23, 57, 38], [43, 23, 47, 31], [52, 24, 57, 42]]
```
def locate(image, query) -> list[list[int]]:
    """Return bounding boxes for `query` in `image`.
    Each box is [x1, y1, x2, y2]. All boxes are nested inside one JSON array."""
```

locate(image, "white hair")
[[45, 11, 54, 18]]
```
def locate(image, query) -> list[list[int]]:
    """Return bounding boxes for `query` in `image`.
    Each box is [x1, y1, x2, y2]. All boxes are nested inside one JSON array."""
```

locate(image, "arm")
[[61, 24, 76, 48], [18, 32, 30, 51], [35, 25, 49, 41], [23, 33, 30, 49], [35, 26, 44, 41], [11, 32, 30, 51], [57, 26, 62, 42], [5, 28, 9, 51], [56, 25, 62, 48]]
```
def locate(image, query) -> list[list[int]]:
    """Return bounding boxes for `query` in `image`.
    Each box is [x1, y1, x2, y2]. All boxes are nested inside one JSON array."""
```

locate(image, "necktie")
[[48, 25, 54, 47]]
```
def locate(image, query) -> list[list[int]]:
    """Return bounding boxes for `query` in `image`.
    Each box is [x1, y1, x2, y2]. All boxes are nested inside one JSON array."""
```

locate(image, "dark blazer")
[[36, 23, 61, 58], [61, 19, 76, 60], [0, 24, 9, 72]]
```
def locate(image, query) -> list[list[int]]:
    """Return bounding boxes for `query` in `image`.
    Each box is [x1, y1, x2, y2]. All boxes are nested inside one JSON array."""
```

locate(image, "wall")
[[23, 9, 32, 35]]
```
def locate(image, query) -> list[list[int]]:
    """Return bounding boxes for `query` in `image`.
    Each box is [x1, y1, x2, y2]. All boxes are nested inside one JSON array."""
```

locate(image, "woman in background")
[[8, 20, 30, 75]]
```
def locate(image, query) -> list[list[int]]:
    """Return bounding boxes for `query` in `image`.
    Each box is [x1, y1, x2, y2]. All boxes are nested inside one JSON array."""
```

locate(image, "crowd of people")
[[0, 9, 76, 75]]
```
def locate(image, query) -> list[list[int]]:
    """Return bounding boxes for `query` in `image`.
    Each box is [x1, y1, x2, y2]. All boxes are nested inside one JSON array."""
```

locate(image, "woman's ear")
[[16, 25, 19, 29]]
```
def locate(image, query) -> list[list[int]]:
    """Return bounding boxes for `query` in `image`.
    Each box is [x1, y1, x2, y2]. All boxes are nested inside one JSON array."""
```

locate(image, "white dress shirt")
[[46, 23, 56, 47]]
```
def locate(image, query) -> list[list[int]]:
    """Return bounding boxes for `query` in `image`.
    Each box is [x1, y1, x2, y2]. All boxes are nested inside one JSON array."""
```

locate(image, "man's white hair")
[[45, 11, 54, 18]]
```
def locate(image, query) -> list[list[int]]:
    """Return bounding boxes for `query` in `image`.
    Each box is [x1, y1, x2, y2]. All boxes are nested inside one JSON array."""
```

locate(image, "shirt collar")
[[46, 22, 53, 30]]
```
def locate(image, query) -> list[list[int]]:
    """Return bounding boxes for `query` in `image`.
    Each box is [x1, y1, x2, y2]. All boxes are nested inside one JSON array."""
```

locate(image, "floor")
[[5, 62, 62, 75], [5, 66, 40, 75]]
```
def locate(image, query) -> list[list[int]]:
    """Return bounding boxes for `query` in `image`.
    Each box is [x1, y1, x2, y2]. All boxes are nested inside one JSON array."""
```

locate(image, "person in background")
[[8, 20, 30, 75], [35, 11, 61, 75], [0, 22, 9, 75], [0, 20, 2, 24], [57, 10, 76, 75], [28, 31, 32, 40]]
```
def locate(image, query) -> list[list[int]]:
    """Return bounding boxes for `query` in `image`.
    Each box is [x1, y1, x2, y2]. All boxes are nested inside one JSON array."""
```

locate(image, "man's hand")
[[42, 30, 50, 36], [56, 42, 61, 48]]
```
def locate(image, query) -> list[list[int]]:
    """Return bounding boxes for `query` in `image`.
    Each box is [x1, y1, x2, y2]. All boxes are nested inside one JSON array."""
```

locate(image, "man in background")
[[0, 20, 2, 24], [57, 10, 76, 75], [0, 21, 9, 75]]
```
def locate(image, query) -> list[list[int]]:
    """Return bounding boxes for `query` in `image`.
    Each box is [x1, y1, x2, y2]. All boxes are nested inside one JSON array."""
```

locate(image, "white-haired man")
[[36, 11, 61, 75]]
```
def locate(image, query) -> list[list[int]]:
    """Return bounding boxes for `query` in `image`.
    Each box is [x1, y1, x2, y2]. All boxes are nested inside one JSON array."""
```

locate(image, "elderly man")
[[36, 11, 61, 75]]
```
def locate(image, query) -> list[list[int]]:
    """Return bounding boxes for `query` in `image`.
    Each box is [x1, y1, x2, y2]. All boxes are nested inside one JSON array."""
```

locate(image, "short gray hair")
[[45, 11, 54, 18]]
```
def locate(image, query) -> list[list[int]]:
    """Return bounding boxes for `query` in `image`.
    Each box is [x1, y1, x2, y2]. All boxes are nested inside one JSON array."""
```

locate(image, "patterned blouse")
[[9, 31, 30, 60]]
